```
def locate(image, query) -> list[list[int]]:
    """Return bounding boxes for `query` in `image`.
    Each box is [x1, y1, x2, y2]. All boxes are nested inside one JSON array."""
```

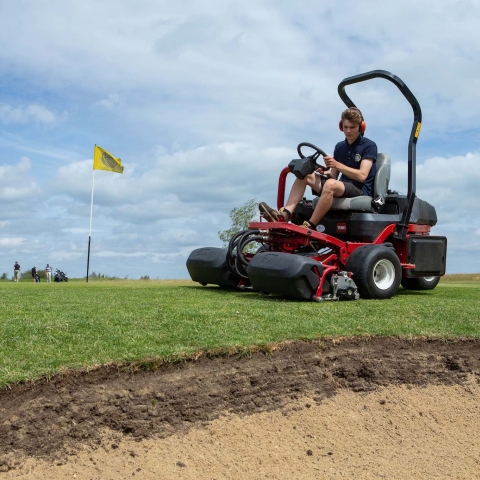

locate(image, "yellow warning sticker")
[[415, 122, 421, 138]]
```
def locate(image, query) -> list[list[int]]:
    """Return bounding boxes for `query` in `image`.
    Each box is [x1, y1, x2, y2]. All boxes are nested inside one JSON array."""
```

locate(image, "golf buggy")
[[187, 70, 447, 301], [54, 269, 68, 282]]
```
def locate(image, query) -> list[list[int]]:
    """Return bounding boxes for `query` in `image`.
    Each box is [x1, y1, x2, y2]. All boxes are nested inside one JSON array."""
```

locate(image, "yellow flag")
[[93, 145, 124, 174]]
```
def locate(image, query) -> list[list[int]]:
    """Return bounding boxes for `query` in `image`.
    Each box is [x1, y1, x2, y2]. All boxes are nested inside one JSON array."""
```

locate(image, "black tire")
[[345, 245, 402, 299], [401, 276, 440, 290]]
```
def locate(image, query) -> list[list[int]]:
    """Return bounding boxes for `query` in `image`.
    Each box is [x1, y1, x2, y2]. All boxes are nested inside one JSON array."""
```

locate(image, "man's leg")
[[282, 178, 305, 213], [258, 177, 308, 221], [284, 175, 316, 214], [308, 179, 345, 226], [259, 173, 328, 222], [260, 173, 325, 221]]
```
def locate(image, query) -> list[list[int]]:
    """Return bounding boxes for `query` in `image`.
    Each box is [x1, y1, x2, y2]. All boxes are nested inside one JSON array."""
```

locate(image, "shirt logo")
[[354, 153, 362, 162]]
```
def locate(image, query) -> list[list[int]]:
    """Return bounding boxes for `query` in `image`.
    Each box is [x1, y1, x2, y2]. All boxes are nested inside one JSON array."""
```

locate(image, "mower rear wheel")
[[401, 276, 440, 290], [345, 245, 402, 299]]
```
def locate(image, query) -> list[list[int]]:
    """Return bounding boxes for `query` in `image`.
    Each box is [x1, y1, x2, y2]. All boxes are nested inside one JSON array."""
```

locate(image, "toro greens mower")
[[187, 70, 447, 301]]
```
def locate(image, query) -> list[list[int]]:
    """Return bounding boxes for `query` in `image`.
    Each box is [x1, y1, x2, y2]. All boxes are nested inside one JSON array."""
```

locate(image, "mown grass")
[[0, 278, 479, 388]]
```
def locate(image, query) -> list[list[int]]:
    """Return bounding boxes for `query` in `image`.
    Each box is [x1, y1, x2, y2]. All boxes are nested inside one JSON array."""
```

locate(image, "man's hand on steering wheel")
[[323, 154, 337, 170]]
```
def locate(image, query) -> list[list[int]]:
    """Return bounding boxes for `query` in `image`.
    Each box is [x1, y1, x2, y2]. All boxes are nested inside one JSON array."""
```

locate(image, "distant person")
[[45, 263, 52, 283], [31, 266, 37, 282], [14, 262, 21, 282]]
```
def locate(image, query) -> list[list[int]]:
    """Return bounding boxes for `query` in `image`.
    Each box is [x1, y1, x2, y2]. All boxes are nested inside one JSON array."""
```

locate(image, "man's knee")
[[322, 179, 344, 197], [306, 173, 326, 193]]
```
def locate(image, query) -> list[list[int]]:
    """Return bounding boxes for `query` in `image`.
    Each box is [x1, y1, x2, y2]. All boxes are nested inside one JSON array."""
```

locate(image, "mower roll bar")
[[338, 70, 422, 240]]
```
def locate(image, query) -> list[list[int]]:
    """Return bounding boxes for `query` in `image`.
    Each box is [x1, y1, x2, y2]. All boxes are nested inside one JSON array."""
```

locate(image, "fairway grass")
[[1, 279, 479, 388]]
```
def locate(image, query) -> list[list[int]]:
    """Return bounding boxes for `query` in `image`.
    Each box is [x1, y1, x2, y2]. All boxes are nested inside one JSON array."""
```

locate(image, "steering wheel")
[[297, 142, 327, 160], [297, 142, 328, 170]]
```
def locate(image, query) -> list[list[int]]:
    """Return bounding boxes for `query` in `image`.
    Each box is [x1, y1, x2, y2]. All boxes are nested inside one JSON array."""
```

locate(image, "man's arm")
[[324, 156, 373, 183]]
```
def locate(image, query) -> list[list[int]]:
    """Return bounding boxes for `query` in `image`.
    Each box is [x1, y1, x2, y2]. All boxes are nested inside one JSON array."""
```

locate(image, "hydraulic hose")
[[237, 233, 264, 266], [226, 230, 249, 275], [227, 229, 264, 278]]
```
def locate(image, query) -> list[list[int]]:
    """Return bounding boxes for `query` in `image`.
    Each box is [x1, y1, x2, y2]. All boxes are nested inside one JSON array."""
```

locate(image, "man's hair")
[[340, 108, 363, 126]]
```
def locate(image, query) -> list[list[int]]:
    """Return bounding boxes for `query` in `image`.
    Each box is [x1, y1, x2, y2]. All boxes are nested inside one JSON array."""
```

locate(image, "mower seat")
[[313, 153, 391, 212]]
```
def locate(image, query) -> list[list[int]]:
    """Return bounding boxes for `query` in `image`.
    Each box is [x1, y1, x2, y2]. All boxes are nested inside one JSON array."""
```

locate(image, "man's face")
[[342, 119, 361, 143]]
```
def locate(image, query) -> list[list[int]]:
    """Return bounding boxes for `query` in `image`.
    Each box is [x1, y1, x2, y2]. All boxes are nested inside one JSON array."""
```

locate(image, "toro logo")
[[336, 222, 347, 233]]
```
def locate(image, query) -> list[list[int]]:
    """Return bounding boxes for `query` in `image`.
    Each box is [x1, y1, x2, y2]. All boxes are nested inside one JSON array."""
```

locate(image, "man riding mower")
[[187, 70, 447, 301]]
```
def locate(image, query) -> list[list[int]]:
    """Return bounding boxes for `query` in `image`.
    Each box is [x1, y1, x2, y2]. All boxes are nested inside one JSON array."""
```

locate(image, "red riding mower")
[[187, 70, 447, 301]]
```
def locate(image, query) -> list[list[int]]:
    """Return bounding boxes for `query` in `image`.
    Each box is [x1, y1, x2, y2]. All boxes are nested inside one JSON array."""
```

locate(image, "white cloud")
[[0, 156, 31, 175], [0, 237, 26, 247], [61, 227, 90, 235], [50, 250, 85, 262], [95, 94, 120, 110], [0, 104, 57, 125], [0, 157, 42, 204], [0, 185, 39, 202], [51, 142, 287, 217]]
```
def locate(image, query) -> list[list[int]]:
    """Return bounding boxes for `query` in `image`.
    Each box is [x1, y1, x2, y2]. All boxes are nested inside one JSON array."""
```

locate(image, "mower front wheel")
[[401, 276, 440, 290], [345, 245, 402, 300]]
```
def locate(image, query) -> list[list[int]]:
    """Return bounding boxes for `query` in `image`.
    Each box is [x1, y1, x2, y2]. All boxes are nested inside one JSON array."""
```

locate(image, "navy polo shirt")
[[333, 135, 377, 196]]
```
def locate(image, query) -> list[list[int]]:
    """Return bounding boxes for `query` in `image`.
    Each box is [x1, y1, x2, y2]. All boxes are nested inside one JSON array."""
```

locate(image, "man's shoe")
[[259, 202, 289, 222], [278, 207, 290, 221]]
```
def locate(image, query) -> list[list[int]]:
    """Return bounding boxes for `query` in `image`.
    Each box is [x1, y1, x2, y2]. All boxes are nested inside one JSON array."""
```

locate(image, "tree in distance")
[[218, 198, 260, 252]]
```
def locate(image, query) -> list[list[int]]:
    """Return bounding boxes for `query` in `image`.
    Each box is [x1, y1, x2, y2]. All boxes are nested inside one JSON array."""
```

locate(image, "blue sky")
[[0, 0, 479, 279]]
